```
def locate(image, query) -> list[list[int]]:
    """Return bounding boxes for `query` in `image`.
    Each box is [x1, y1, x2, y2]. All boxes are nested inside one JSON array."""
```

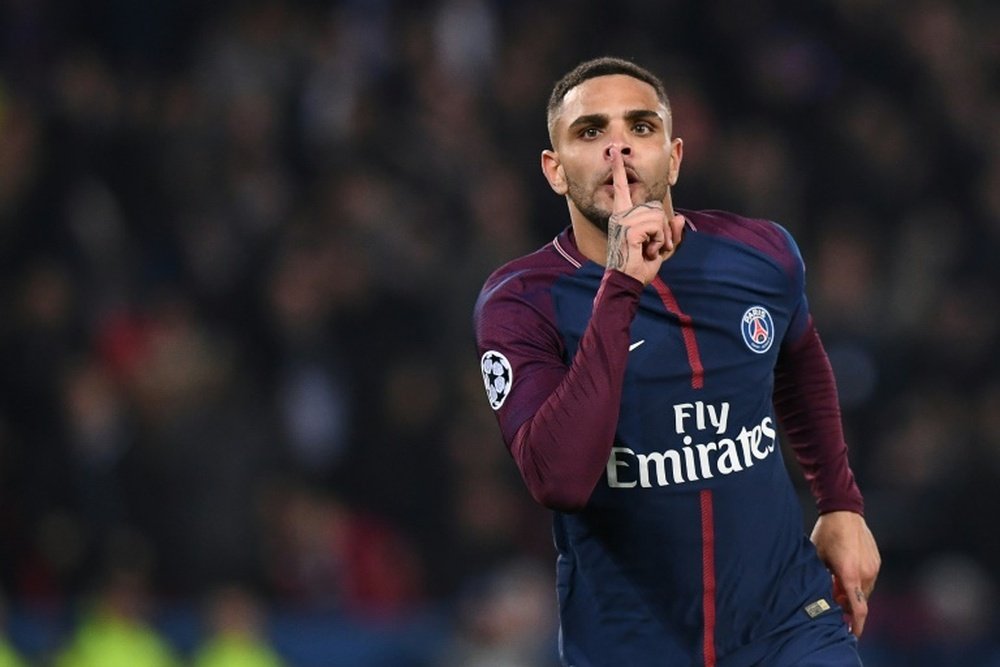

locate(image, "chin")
[[583, 210, 611, 234]]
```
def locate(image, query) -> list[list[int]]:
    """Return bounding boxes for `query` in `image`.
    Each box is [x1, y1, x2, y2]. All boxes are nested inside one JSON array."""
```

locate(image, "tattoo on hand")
[[607, 220, 627, 270], [607, 203, 665, 270]]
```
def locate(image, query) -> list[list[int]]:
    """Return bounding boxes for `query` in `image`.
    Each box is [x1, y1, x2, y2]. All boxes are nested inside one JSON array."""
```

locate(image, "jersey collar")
[[553, 227, 587, 269], [552, 215, 695, 270]]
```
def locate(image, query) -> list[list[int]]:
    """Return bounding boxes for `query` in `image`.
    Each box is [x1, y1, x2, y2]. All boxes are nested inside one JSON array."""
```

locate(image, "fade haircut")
[[546, 57, 671, 146]]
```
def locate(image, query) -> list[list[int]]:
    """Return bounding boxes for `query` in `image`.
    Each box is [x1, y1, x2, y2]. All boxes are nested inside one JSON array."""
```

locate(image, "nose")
[[604, 143, 632, 160]]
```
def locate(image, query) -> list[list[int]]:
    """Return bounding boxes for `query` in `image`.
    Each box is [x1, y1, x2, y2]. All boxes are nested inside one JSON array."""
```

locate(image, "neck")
[[570, 214, 610, 265]]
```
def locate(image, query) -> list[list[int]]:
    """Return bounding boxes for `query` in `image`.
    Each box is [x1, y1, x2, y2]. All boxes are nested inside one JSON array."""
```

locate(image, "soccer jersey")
[[474, 209, 863, 666]]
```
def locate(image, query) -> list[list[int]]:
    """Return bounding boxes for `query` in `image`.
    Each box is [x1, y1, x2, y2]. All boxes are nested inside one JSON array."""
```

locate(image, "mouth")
[[603, 170, 640, 186]]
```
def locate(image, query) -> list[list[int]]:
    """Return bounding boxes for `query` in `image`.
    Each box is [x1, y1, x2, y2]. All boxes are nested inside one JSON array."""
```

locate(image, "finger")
[[668, 213, 685, 250], [643, 227, 665, 260], [848, 587, 869, 637], [831, 574, 849, 609], [610, 147, 632, 213], [835, 574, 868, 638]]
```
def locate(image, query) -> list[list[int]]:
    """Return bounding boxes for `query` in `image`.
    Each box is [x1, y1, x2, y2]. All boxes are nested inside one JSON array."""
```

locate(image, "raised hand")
[[606, 147, 683, 285]]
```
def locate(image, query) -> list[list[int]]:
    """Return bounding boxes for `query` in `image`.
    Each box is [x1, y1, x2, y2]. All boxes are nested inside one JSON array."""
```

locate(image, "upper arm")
[[772, 223, 811, 348], [474, 281, 569, 446]]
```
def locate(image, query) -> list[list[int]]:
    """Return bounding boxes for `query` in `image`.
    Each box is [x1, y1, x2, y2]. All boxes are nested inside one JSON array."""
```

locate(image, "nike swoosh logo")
[[629, 339, 646, 352]]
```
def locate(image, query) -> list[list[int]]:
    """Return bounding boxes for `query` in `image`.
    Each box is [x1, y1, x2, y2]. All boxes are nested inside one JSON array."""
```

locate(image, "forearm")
[[773, 318, 864, 515], [512, 270, 641, 512]]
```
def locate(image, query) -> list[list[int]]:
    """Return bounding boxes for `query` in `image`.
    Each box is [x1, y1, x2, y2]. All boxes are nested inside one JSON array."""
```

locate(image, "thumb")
[[667, 213, 685, 250]]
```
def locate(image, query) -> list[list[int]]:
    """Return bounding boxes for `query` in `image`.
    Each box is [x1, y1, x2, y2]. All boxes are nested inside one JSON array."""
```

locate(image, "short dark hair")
[[547, 57, 671, 143]]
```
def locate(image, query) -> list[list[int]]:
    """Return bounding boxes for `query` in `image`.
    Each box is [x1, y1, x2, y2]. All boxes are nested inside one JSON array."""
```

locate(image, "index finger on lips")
[[611, 147, 632, 213]]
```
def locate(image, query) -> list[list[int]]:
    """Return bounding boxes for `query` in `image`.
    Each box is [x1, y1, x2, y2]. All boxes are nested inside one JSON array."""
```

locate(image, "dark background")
[[0, 1, 998, 665]]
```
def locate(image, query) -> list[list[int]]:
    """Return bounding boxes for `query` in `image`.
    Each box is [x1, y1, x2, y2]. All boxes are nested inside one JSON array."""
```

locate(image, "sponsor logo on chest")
[[606, 400, 776, 489]]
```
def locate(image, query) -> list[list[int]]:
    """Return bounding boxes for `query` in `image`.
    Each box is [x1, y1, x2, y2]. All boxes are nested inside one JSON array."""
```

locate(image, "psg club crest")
[[481, 350, 513, 410], [741, 306, 774, 354]]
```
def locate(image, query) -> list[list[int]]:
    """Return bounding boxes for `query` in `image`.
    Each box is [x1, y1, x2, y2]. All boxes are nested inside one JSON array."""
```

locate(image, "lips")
[[603, 169, 640, 186]]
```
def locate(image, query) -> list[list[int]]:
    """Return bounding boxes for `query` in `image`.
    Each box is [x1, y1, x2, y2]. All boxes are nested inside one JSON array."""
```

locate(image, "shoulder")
[[474, 235, 580, 360], [475, 233, 581, 318], [680, 208, 803, 278]]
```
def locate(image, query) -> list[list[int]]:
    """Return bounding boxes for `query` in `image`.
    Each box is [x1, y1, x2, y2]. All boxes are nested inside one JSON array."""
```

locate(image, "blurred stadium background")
[[0, 1, 998, 665]]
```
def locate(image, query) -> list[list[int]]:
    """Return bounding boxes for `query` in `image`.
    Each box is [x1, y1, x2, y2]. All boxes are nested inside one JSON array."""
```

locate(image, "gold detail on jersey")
[[804, 598, 832, 618]]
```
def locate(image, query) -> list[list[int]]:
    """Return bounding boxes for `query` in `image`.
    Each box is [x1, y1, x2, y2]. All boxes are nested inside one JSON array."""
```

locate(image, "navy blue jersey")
[[474, 209, 863, 666]]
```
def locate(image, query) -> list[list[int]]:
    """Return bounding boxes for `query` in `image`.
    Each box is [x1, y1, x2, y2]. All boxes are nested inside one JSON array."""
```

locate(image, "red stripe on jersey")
[[700, 489, 717, 667], [651, 277, 705, 388]]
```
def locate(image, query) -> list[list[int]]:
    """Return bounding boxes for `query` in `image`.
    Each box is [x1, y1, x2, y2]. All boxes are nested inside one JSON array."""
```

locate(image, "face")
[[542, 74, 682, 232]]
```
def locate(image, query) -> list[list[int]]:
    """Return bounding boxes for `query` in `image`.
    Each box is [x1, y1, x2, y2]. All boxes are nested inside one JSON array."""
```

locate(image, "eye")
[[579, 127, 601, 140], [633, 122, 655, 135]]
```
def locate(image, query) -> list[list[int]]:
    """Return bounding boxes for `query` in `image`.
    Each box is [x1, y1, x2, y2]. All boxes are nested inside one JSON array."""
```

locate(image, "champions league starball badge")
[[741, 306, 774, 354], [481, 350, 513, 410]]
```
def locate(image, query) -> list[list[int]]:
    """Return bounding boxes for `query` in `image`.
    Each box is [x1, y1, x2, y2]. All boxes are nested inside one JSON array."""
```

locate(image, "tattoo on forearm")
[[607, 220, 628, 270]]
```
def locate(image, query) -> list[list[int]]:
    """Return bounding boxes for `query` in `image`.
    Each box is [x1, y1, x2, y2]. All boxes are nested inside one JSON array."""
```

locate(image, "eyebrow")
[[624, 109, 662, 124], [566, 109, 663, 133], [566, 113, 608, 133]]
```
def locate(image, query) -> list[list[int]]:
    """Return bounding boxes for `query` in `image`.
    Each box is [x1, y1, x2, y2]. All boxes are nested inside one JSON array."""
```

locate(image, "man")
[[473, 57, 880, 666]]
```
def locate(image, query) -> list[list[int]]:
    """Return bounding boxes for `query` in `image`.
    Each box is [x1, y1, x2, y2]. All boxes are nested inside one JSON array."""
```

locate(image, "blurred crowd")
[[0, 0, 997, 665]]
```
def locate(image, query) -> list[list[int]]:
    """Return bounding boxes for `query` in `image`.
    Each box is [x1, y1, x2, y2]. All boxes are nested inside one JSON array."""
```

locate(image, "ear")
[[668, 137, 684, 186], [541, 149, 568, 195]]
